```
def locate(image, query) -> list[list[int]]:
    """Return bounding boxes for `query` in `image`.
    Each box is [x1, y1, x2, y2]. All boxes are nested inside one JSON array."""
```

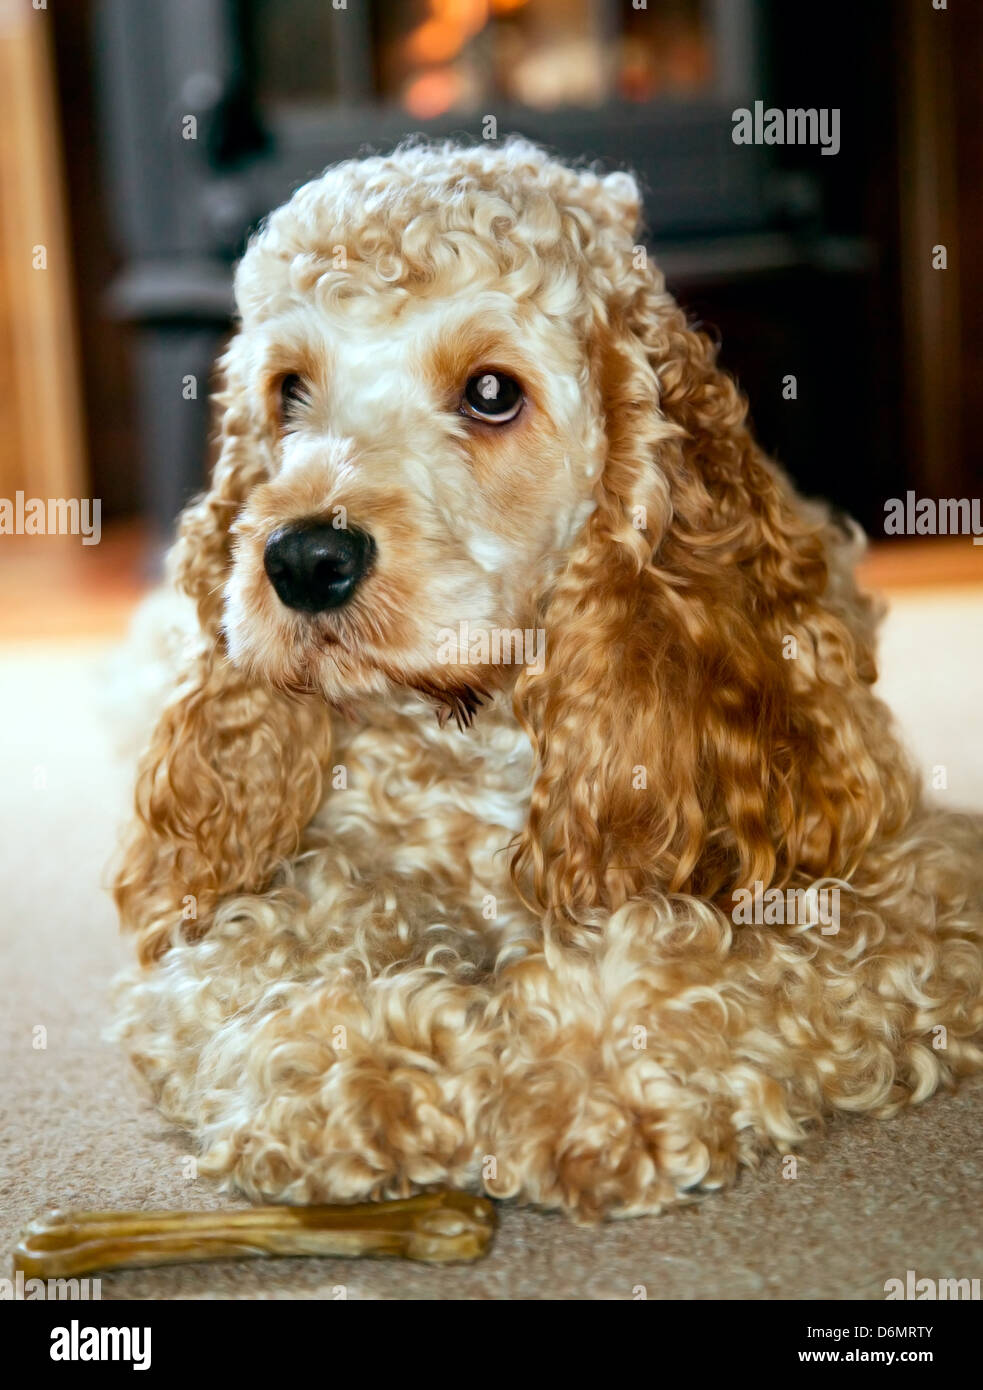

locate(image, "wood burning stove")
[[92, 0, 899, 537]]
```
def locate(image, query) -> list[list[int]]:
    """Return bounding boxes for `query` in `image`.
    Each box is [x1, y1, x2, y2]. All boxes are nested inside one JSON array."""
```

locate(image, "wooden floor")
[[0, 523, 153, 642], [0, 524, 981, 643]]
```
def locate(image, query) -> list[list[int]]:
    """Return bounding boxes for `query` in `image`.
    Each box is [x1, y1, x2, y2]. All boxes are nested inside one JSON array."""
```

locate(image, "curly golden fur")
[[113, 139, 983, 1221]]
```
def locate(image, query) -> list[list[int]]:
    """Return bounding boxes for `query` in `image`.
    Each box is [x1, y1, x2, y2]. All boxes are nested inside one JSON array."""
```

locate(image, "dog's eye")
[[461, 372, 523, 423], [279, 374, 305, 420]]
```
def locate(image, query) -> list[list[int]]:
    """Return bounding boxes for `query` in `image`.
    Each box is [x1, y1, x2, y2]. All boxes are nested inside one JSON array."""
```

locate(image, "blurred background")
[[0, 0, 980, 633], [1, 2, 982, 1293]]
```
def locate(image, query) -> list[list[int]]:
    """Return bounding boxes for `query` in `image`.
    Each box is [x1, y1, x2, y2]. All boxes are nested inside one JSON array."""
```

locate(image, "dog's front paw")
[[482, 1066, 742, 1223], [199, 1050, 482, 1205]]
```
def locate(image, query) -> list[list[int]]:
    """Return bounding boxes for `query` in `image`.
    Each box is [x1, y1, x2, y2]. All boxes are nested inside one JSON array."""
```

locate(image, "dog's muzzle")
[[263, 519, 375, 613]]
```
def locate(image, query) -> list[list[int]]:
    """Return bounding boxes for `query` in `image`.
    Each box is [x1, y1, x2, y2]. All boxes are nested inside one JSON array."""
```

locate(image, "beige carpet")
[[2, 589, 982, 1301]]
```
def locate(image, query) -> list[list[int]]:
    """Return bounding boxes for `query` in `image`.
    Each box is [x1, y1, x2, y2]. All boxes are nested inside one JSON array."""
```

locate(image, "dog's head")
[[191, 141, 646, 724], [145, 138, 911, 956]]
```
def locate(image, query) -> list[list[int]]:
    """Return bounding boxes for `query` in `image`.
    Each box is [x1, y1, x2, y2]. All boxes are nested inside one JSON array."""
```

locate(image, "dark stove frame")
[[93, 0, 879, 535]]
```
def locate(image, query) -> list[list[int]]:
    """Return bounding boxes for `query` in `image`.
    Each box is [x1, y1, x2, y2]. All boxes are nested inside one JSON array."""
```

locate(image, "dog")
[[113, 139, 983, 1221]]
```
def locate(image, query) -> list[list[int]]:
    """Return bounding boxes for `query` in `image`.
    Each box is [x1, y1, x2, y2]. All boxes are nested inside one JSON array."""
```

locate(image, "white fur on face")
[[222, 277, 605, 707]]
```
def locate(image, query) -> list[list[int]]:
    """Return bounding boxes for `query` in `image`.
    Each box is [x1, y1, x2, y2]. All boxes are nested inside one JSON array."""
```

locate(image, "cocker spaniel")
[[114, 140, 983, 1221]]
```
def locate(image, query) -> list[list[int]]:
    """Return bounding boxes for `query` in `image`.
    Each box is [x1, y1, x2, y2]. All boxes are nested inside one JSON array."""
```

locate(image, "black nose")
[[263, 520, 374, 613]]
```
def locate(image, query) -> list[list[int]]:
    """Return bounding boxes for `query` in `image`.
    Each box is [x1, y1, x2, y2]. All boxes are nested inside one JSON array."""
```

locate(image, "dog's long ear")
[[115, 342, 333, 963], [512, 192, 916, 942]]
